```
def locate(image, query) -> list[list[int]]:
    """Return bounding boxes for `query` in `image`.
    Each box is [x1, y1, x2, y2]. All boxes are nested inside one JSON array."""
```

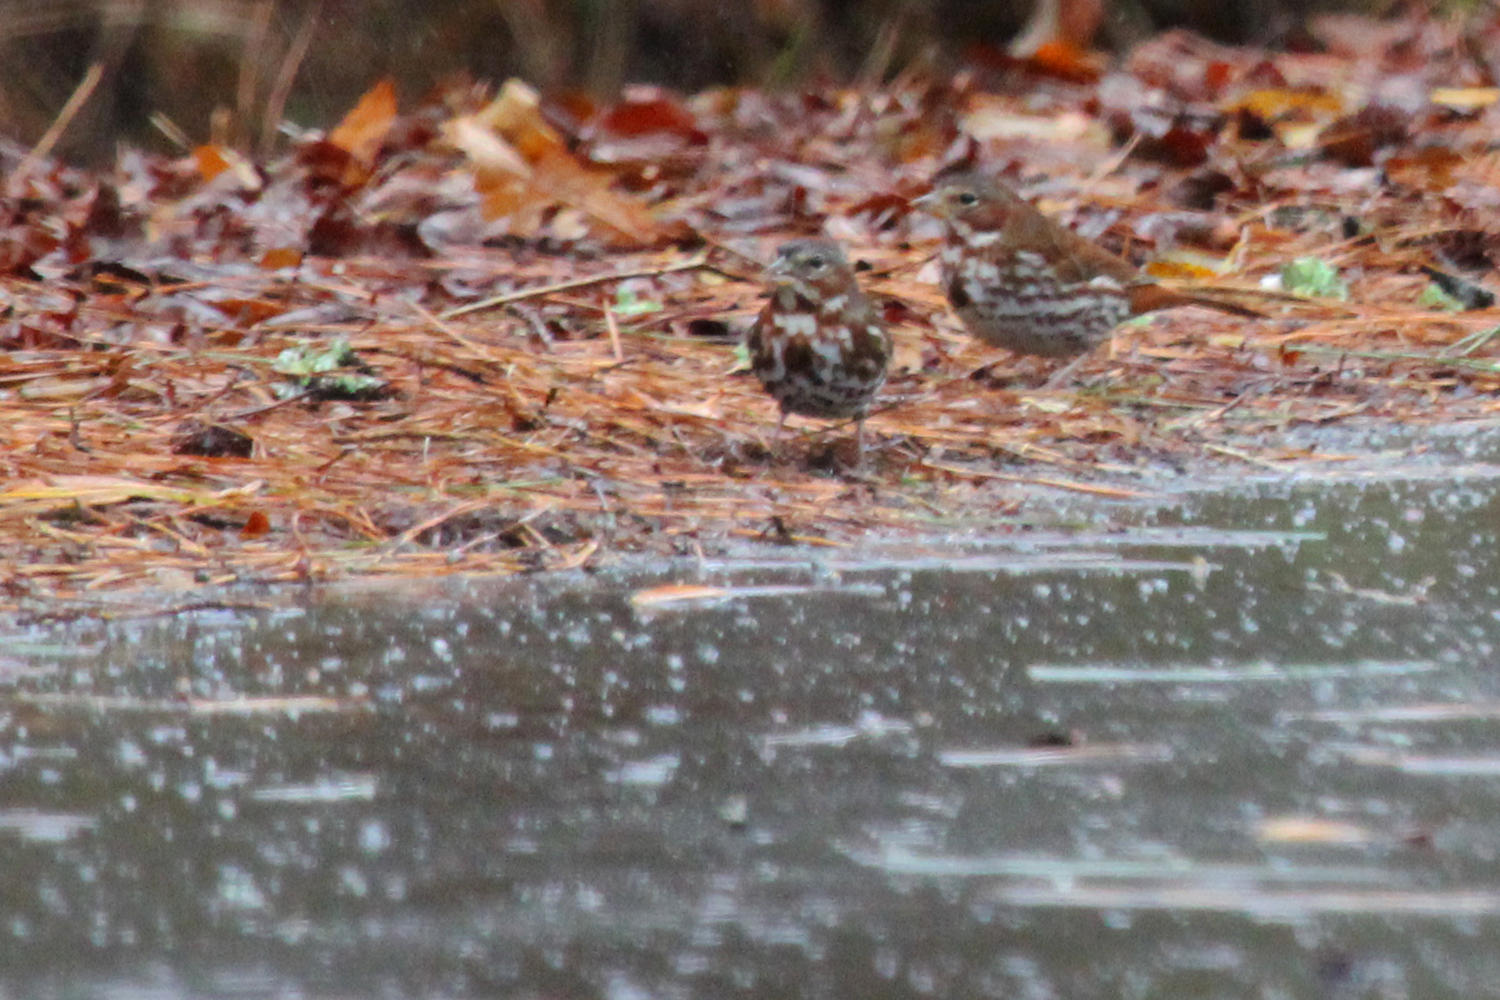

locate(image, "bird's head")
[[913, 171, 1025, 230], [764, 239, 851, 295]]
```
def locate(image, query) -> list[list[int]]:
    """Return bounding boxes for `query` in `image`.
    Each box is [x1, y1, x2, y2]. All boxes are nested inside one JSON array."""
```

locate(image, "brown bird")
[[746, 239, 892, 462], [915, 170, 1258, 373]]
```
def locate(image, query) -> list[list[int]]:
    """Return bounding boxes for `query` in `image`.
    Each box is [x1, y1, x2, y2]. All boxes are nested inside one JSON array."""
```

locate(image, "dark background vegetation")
[[2, 0, 1377, 161]]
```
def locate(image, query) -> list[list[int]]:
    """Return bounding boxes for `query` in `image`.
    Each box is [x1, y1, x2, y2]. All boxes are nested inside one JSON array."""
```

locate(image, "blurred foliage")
[[0, 0, 1376, 162]]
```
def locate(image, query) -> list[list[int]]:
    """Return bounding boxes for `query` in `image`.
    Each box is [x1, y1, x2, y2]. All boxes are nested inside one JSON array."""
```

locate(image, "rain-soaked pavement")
[[7, 422, 1500, 998]]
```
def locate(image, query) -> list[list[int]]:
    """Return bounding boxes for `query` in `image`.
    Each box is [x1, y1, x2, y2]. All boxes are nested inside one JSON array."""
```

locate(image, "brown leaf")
[[241, 510, 271, 538], [1384, 147, 1463, 192], [596, 91, 703, 140], [1319, 104, 1408, 167], [455, 79, 679, 247]]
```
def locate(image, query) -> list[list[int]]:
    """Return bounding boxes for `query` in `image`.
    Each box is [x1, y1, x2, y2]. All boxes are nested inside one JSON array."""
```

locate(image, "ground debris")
[[6, 10, 1500, 609]]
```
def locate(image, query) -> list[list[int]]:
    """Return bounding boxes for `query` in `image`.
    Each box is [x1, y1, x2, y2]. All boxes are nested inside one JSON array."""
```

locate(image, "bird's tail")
[[1129, 283, 1266, 319]]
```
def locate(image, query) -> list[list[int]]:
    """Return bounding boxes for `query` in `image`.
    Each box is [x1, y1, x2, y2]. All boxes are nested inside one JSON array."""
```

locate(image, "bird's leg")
[[1042, 354, 1090, 390], [772, 410, 788, 460]]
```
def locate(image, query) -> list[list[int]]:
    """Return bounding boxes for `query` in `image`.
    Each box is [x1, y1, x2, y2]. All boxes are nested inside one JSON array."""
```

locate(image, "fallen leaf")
[[1430, 87, 1500, 111], [629, 584, 731, 608], [329, 77, 399, 169], [1257, 816, 1375, 846]]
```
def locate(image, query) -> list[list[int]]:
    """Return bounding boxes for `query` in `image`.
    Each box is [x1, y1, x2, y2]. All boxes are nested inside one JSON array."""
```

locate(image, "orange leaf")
[[456, 79, 675, 247], [192, 145, 258, 188], [531, 149, 669, 247], [473, 79, 569, 164], [328, 77, 398, 167], [258, 247, 303, 270], [193, 145, 232, 181], [1025, 41, 1104, 83], [241, 510, 271, 538]]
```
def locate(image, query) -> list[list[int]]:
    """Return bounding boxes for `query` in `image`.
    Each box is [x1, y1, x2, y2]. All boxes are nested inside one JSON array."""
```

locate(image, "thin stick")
[[1080, 131, 1143, 195], [386, 498, 497, 551], [260, 0, 322, 159], [237, 0, 275, 150], [441, 253, 712, 319], [12, 62, 104, 188], [408, 299, 495, 357], [922, 460, 1158, 499], [149, 112, 192, 151], [1203, 443, 1291, 470], [604, 300, 624, 361]]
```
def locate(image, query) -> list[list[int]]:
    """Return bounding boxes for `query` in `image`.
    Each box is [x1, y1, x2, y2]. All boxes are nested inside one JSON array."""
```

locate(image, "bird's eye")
[[806, 254, 827, 269], [956, 191, 979, 207]]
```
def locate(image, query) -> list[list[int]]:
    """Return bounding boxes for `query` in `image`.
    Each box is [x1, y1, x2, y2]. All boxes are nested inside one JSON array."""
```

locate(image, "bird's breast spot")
[[1016, 251, 1047, 268], [813, 337, 848, 367], [966, 230, 1001, 248], [820, 294, 847, 315], [1088, 275, 1123, 290], [774, 312, 820, 338], [971, 260, 1001, 283]]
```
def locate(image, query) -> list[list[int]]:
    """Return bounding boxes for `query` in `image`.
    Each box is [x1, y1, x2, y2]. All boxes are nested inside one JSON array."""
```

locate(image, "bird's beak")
[[763, 256, 793, 281], [911, 190, 938, 212]]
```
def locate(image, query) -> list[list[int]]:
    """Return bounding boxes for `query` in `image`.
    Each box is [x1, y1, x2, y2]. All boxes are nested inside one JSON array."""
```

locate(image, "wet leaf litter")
[[6, 12, 1500, 610]]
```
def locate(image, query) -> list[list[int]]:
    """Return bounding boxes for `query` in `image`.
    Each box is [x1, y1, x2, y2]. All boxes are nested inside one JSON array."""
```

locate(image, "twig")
[[1446, 324, 1500, 358], [408, 300, 497, 357], [260, 0, 322, 158], [384, 499, 497, 552], [149, 113, 192, 151], [1203, 443, 1290, 469], [441, 253, 715, 319], [227, 389, 315, 420], [604, 300, 624, 361], [1080, 131, 1143, 195], [237, 0, 276, 150], [11, 62, 104, 189], [1292, 343, 1500, 370], [922, 460, 1158, 499]]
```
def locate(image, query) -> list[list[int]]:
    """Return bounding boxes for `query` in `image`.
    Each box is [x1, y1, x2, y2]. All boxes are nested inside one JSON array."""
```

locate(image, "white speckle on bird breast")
[[813, 338, 847, 367], [1088, 275, 1123, 290], [775, 312, 819, 338], [820, 295, 847, 314]]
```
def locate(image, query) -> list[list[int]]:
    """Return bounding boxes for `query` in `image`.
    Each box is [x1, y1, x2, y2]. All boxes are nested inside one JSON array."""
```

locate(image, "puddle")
[[4, 421, 1500, 996]]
